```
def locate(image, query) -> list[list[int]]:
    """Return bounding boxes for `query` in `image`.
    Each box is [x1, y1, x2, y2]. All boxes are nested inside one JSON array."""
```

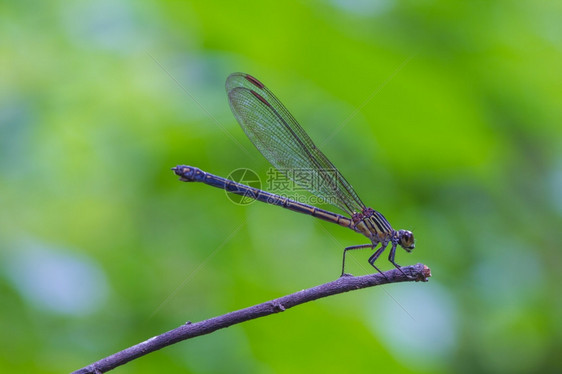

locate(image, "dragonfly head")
[[397, 230, 415, 252]]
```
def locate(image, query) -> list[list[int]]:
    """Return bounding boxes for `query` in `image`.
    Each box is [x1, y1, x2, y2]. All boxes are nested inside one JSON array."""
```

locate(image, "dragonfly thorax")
[[352, 208, 393, 240], [351, 209, 415, 253]]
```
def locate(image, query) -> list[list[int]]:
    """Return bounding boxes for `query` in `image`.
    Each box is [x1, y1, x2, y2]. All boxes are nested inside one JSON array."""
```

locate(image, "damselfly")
[[173, 73, 415, 276]]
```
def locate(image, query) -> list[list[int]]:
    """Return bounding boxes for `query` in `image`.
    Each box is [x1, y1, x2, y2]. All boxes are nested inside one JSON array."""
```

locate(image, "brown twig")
[[72, 263, 431, 373]]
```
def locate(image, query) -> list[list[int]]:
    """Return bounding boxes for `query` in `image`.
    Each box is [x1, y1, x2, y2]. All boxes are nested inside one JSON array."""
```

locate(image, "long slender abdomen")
[[173, 165, 353, 229]]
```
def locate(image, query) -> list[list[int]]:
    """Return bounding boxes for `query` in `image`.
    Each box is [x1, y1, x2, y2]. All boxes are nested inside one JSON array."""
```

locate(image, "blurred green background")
[[1, 0, 561, 373]]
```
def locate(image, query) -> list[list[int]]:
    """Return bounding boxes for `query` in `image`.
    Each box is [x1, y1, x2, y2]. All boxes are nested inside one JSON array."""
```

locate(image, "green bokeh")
[[1, 1, 561, 373]]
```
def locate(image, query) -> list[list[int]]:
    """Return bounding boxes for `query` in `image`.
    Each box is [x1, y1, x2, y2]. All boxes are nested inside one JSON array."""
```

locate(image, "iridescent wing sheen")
[[226, 72, 365, 216]]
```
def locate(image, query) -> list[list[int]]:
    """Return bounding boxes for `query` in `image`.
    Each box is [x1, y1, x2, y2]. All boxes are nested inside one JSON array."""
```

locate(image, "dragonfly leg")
[[368, 243, 388, 278], [388, 243, 412, 278], [341, 244, 374, 277]]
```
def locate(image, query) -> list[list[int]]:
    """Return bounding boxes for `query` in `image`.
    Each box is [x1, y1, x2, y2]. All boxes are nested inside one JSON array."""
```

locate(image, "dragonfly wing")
[[226, 72, 365, 216]]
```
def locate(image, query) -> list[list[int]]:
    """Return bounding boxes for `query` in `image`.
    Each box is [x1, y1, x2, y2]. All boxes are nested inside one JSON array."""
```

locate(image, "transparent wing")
[[226, 72, 365, 215]]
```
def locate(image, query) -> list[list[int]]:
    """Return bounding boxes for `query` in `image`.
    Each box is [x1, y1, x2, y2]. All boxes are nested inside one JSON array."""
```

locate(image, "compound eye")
[[400, 230, 415, 249]]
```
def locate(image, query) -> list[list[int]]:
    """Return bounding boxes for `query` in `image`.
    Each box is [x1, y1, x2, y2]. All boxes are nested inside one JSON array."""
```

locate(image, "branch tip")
[[422, 264, 432, 280]]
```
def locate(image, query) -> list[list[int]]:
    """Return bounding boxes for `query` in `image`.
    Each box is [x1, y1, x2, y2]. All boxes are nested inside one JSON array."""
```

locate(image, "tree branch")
[[72, 263, 431, 373]]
